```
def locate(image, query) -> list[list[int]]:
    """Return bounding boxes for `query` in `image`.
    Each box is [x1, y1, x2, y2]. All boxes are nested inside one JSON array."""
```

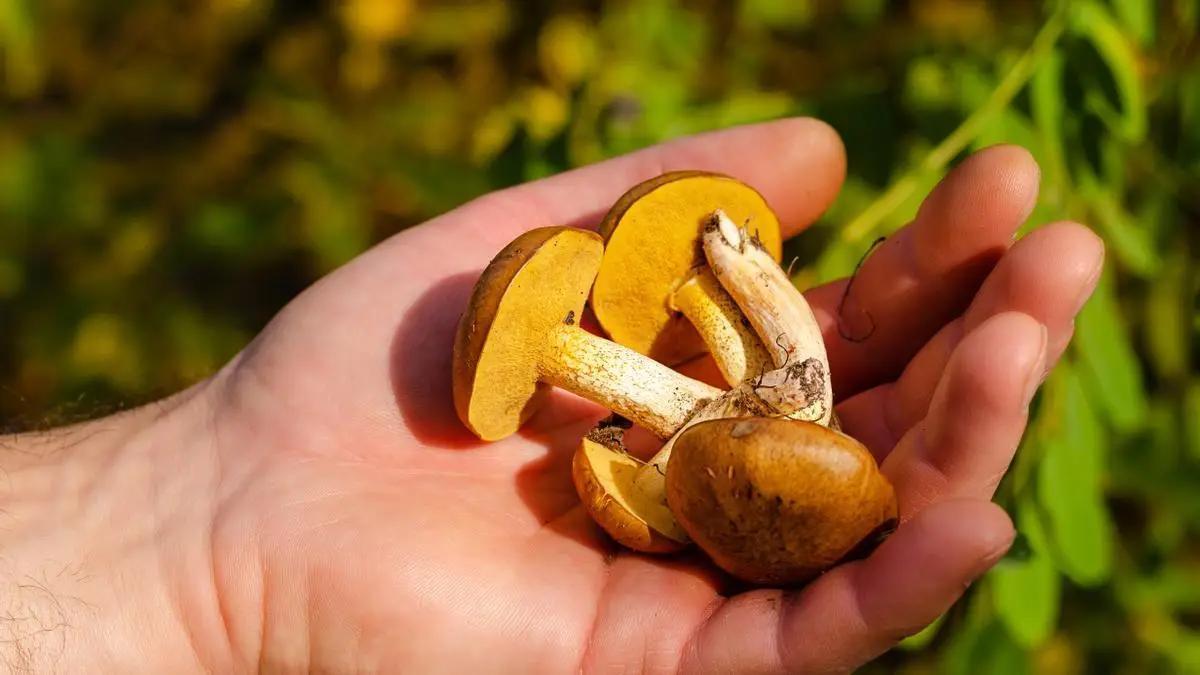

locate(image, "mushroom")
[[632, 210, 834, 496], [665, 417, 898, 586], [574, 211, 836, 552], [702, 209, 834, 426], [453, 226, 722, 441], [592, 172, 780, 385], [572, 424, 689, 553]]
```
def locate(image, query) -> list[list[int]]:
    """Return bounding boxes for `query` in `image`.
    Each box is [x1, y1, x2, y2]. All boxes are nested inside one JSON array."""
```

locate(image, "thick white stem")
[[539, 324, 722, 439], [703, 210, 833, 426]]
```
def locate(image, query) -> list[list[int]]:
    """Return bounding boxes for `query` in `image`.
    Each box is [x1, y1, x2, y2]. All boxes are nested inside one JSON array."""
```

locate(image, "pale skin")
[[0, 119, 1104, 673]]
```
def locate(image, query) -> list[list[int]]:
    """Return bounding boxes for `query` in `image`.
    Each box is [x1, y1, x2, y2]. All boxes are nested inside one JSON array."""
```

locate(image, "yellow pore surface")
[[593, 174, 782, 364], [465, 228, 602, 440]]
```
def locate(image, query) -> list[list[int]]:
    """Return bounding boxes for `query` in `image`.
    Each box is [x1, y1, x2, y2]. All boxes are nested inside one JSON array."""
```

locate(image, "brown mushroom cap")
[[592, 172, 783, 364], [666, 417, 897, 586], [573, 435, 688, 552], [452, 227, 603, 441]]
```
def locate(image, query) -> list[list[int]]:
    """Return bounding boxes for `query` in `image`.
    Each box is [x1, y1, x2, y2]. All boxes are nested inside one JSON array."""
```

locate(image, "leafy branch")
[[840, 5, 1069, 243]]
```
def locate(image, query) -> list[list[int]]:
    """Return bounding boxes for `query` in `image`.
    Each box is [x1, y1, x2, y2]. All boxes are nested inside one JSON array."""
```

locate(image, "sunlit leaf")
[[1074, 270, 1149, 432], [992, 500, 1061, 647], [678, 90, 795, 136], [1110, 0, 1155, 46], [1030, 50, 1068, 204], [1069, 0, 1147, 141], [1077, 170, 1160, 277], [1144, 253, 1190, 381], [899, 612, 946, 651], [0, 0, 43, 96], [1062, 361, 1108, 475], [1037, 432, 1115, 585], [971, 109, 1039, 157]]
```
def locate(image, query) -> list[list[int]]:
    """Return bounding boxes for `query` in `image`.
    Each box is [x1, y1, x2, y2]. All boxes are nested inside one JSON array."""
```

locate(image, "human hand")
[[0, 118, 1103, 672]]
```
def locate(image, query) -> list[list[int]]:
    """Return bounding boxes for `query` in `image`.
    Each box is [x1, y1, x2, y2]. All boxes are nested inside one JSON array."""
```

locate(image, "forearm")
[[0, 390, 233, 672]]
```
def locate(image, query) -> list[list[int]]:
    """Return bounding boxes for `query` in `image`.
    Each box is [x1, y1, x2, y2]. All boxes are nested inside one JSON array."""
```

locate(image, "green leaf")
[[949, 621, 1032, 675], [1033, 364, 1114, 585], [1186, 382, 1200, 462], [971, 109, 1039, 158], [1061, 362, 1108, 476], [1030, 50, 1068, 204], [1077, 171, 1161, 277], [739, 0, 814, 29], [1123, 565, 1200, 613], [1037, 433, 1115, 585], [1074, 270, 1149, 432], [1109, 0, 1155, 46], [1069, 0, 1147, 141], [1144, 253, 1191, 381], [0, 0, 43, 96], [677, 91, 795, 135], [899, 612, 946, 651], [991, 500, 1061, 647]]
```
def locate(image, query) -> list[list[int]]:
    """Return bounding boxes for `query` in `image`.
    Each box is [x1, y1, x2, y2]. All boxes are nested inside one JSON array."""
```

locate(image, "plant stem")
[[840, 7, 1068, 243]]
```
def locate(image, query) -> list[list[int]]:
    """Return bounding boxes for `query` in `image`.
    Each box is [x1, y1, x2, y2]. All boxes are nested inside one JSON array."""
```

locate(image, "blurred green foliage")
[[2, 0, 1198, 671]]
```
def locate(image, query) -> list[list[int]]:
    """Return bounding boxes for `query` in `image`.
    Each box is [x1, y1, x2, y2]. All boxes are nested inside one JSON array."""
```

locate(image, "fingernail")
[[1023, 324, 1049, 404], [970, 530, 1017, 584]]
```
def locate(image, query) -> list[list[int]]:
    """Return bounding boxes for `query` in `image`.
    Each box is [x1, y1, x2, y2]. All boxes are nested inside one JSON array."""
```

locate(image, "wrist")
[[0, 384, 237, 672]]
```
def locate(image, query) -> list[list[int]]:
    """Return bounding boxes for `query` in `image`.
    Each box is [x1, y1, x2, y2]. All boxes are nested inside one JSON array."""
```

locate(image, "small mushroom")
[[453, 226, 721, 441], [666, 417, 898, 586], [592, 172, 780, 384], [572, 428, 690, 552]]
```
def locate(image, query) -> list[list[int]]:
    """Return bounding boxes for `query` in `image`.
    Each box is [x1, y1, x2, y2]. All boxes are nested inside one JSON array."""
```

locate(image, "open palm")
[[198, 119, 1102, 672]]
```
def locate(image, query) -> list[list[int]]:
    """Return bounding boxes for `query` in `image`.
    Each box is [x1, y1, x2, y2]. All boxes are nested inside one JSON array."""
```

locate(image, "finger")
[[804, 145, 1040, 398], [882, 312, 1046, 519], [425, 117, 846, 253], [678, 499, 1013, 674], [838, 222, 1103, 457]]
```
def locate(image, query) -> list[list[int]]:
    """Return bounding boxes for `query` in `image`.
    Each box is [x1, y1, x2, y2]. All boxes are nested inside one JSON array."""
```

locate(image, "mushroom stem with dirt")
[[592, 172, 780, 386], [702, 209, 834, 426], [453, 226, 722, 442]]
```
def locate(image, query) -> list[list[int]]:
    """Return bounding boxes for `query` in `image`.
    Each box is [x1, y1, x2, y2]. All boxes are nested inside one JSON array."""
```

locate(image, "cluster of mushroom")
[[452, 173, 897, 585]]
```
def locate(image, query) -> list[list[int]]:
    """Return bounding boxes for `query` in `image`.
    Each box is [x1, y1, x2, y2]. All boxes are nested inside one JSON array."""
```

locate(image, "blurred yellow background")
[[1, 1, 1198, 672]]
